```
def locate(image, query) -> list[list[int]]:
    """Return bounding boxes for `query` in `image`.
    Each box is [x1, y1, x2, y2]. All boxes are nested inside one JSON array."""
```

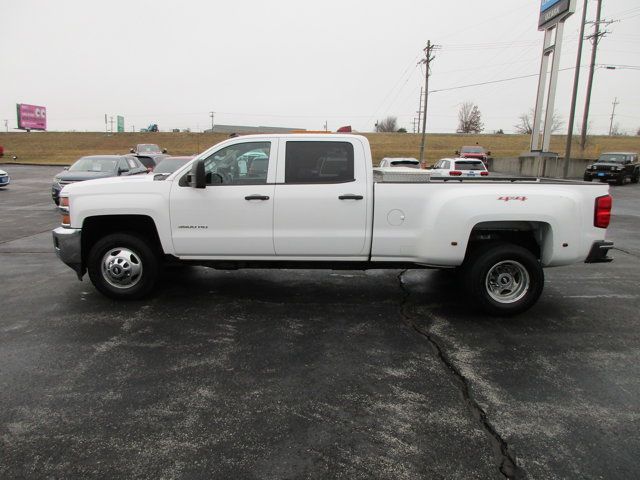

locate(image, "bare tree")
[[375, 116, 398, 133], [610, 123, 623, 136], [637, 127, 640, 136], [514, 109, 563, 134], [457, 102, 484, 134]]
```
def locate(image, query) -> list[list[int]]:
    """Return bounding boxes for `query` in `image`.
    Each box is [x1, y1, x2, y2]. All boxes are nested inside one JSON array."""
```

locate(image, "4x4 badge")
[[498, 196, 527, 202]]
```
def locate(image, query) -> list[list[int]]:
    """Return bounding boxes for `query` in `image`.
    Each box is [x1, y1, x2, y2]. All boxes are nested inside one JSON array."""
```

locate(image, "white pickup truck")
[[52, 134, 614, 315]]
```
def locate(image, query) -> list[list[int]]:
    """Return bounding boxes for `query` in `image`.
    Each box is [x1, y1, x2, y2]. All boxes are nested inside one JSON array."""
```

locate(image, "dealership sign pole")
[[531, 0, 576, 157]]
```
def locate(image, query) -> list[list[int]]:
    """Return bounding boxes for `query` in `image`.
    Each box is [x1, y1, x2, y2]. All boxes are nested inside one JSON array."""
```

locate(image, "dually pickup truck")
[[53, 134, 614, 315]]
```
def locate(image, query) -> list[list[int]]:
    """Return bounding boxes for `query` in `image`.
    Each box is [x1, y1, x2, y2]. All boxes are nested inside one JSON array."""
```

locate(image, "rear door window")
[[285, 141, 354, 184]]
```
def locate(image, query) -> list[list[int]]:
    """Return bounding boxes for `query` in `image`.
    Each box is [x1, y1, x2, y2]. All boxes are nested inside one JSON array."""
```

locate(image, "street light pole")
[[209, 111, 215, 133]]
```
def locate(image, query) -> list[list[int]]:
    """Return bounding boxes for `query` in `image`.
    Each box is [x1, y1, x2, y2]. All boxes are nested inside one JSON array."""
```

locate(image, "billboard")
[[16, 103, 47, 131], [539, 0, 574, 30], [117, 115, 124, 133]]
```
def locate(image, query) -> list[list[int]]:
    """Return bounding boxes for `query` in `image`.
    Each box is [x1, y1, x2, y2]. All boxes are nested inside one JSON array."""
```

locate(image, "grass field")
[[1, 131, 639, 166]]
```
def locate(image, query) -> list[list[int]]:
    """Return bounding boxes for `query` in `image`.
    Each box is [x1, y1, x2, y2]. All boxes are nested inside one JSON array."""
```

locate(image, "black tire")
[[632, 169, 639, 184], [615, 175, 625, 186], [583, 176, 592, 182], [88, 232, 160, 300], [462, 242, 544, 316]]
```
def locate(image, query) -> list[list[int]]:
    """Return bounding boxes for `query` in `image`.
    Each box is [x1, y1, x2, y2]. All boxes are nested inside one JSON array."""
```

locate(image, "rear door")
[[273, 138, 369, 258]]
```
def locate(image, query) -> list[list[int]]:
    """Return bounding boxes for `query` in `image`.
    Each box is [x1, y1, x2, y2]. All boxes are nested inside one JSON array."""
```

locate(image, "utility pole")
[[209, 111, 215, 133], [580, 0, 609, 150], [416, 87, 424, 134], [3, 119, 8, 132], [323, 120, 328, 132], [418, 40, 440, 165], [563, 0, 588, 177], [109, 116, 114, 134], [608, 97, 619, 135]]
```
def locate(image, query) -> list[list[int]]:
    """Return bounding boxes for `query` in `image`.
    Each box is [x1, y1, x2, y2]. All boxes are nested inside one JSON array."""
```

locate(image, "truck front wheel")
[[463, 242, 543, 316], [88, 233, 160, 300]]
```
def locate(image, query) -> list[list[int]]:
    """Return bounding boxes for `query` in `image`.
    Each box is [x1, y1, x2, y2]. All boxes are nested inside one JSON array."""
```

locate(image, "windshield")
[[69, 157, 119, 172], [461, 146, 484, 153], [137, 144, 162, 153], [455, 160, 485, 170], [597, 154, 629, 164], [154, 158, 189, 173]]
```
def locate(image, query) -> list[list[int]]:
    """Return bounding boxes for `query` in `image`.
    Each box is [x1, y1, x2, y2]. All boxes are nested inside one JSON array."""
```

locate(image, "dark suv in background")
[[583, 152, 639, 185]]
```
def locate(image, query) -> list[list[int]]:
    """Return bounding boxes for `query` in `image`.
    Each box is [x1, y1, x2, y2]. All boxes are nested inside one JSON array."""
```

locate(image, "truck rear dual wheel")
[[463, 242, 543, 316], [88, 233, 160, 300]]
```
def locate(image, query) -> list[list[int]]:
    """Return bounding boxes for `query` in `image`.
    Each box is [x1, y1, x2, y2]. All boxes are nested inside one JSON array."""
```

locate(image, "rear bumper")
[[52, 227, 85, 279], [585, 240, 614, 264]]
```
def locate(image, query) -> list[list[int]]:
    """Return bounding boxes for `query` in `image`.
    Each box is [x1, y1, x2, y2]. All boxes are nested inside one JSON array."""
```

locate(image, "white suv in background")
[[429, 158, 489, 178]]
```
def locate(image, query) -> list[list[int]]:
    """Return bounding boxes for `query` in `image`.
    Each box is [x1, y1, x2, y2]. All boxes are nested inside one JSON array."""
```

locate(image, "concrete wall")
[[489, 156, 592, 179]]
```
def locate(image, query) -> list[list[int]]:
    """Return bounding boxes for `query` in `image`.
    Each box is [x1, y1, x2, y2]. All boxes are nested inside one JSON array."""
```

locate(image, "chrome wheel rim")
[[485, 260, 529, 304], [101, 247, 143, 289]]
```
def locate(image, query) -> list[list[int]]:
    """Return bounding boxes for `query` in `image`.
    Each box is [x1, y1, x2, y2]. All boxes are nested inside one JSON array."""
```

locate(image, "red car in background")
[[455, 145, 491, 166]]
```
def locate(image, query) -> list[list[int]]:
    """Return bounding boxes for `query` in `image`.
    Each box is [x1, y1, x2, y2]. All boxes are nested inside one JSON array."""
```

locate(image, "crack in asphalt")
[[612, 246, 640, 260], [396, 270, 526, 480]]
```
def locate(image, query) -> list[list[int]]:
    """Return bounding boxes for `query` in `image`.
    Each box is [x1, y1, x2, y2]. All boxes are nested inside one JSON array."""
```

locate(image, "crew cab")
[[583, 152, 639, 185], [52, 134, 614, 316]]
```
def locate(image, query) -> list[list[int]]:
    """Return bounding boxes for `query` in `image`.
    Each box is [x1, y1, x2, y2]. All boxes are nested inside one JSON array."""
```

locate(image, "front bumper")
[[585, 240, 614, 264], [584, 170, 622, 182], [52, 227, 85, 279], [0, 175, 10, 186]]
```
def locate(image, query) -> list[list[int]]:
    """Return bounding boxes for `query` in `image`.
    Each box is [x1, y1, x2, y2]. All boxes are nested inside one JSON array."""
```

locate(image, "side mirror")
[[455, 150, 460, 155], [487, 151, 492, 156], [118, 168, 129, 175], [63, 166, 69, 171], [162, 149, 167, 154], [188, 158, 207, 188], [130, 148, 135, 153]]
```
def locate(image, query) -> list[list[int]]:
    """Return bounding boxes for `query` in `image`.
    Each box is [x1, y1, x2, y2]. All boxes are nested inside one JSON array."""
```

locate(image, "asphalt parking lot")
[[1, 164, 639, 479]]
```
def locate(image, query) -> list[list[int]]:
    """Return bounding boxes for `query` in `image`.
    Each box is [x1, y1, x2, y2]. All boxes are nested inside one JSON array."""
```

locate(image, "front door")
[[169, 140, 276, 257]]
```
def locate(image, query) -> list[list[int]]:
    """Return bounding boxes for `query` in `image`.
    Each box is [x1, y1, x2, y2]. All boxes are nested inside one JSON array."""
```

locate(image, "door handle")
[[338, 194, 363, 200], [245, 194, 270, 201]]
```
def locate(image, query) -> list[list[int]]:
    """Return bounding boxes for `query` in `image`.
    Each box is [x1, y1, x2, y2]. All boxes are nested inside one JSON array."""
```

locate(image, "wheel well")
[[81, 215, 163, 265], [465, 221, 550, 260]]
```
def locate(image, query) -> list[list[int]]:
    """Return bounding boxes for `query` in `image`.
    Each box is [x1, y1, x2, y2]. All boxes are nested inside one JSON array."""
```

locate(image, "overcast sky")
[[1, 0, 639, 134]]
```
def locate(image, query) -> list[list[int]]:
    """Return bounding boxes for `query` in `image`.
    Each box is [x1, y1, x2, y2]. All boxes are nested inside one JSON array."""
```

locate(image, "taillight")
[[594, 194, 612, 228], [59, 196, 71, 227], [449, 171, 462, 176], [480, 171, 489, 176]]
